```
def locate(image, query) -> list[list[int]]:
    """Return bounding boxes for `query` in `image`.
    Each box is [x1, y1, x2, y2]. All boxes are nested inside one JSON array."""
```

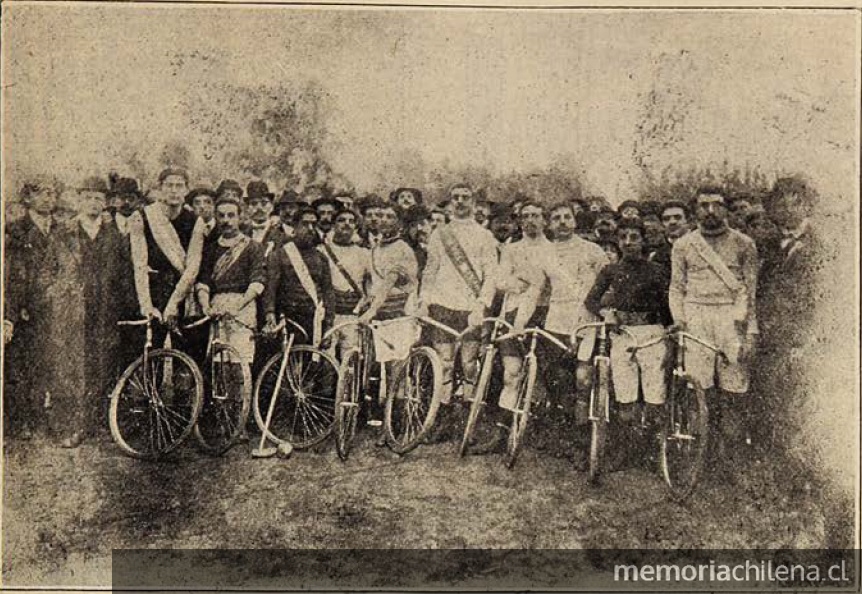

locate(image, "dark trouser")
[[5, 323, 48, 435]]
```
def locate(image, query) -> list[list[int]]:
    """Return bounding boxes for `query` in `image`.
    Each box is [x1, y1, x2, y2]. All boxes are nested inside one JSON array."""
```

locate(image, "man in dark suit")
[[5, 179, 60, 439], [46, 177, 126, 447]]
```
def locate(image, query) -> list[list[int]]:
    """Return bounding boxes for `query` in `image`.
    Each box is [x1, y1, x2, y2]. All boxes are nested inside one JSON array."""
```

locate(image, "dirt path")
[[2, 430, 834, 588]]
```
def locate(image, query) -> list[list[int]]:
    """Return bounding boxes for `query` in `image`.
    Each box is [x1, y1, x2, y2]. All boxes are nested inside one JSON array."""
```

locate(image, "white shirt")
[[320, 241, 372, 294], [544, 236, 609, 334], [421, 218, 498, 311], [78, 215, 102, 240], [497, 235, 554, 314]]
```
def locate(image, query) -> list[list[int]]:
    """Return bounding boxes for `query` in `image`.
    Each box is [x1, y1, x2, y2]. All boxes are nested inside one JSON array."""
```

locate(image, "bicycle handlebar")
[[494, 327, 569, 352], [570, 321, 636, 343], [118, 319, 151, 327], [625, 328, 728, 361]]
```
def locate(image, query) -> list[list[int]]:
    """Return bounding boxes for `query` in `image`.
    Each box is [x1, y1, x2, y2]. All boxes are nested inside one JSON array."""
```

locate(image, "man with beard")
[[669, 187, 759, 472], [593, 208, 619, 243], [585, 219, 671, 470], [264, 207, 334, 346], [46, 176, 126, 447], [544, 201, 609, 434], [421, 183, 498, 429], [402, 204, 433, 272], [243, 181, 276, 243], [319, 208, 372, 356], [488, 202, 517, 244], [358, 203, 420, 438], [313, 197, 339, 240], [660, 200, 691, 245], [196, 194, 266, 369], [390, 187, 423, 211], [128, 167, 206, 348], [5, 178, 61, 439]]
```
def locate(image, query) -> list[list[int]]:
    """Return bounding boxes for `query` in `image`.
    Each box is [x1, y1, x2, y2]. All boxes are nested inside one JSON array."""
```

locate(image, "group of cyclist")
[[6, 167, 816, 477]]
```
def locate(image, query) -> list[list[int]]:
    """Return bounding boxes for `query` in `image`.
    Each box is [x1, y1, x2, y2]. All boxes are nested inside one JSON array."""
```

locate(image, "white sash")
[[144, 203, 186, 273], [283, 242, 325, 345], [689, 231, 748, 321]]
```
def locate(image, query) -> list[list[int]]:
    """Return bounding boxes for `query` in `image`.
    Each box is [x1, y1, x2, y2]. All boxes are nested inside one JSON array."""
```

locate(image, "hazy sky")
[[2, 4, 859, 202]]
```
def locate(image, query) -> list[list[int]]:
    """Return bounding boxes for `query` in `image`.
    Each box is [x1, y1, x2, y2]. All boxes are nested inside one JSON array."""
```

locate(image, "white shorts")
[[372, 317, 419, 363], [684, 302, 749, 393], [211, 293, 256, 366], [609, 324, 668, 404]]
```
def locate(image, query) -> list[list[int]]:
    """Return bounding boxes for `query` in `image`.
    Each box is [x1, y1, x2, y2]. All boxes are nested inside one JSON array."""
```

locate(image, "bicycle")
[[252, 316, 340, 451], [627, 327, 726, 502], [494, 326, 570, 469], [570, 321, 637, 484], [109, 318, 204, 460], [183, 314, 253, 456], [322, 319, 377, 461], [458, 315, 514, 457]]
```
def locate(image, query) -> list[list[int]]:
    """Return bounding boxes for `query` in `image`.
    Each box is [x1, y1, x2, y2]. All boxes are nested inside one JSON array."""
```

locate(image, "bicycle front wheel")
[[385, 346, 444, 455], [194, 343, 251, 456], [588, 359, 611, 484], [334, 348, 363, 461], [109, 348, 204, 460], [505, 355, 538, 469], [253, 346, 339, 449], [659, 373, 709, 502], [459, 347, 498, 457]]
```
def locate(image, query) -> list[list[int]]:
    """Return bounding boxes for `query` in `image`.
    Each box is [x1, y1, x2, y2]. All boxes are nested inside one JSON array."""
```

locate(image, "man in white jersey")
[[319, 208, 372, 357], [420, 183, 498, 418], [545, 201, 609, 432]]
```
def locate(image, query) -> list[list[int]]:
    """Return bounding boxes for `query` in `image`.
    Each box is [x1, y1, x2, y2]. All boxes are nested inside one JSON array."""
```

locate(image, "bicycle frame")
[[570, 322, 637, 424]]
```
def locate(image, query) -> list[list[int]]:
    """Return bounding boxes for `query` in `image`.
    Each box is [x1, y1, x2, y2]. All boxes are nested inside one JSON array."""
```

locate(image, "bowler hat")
[[276, 189, 300, 207], [110, 177, 141, 198], [216, 179, 244, 199], [246, 181, 274, 202], [185, 187, 217, 206], [79, 176, 109, 195]]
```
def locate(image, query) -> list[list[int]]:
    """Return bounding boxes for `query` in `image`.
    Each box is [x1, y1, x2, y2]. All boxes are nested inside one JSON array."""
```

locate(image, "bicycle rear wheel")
[[504, 355, 538, 469], [588, 358, 611, 484], [194, 343, 251, 456], [109, 348, 204, 460], [253, 346, 339, 449], [334, 348, 363, 461], [459, 347, 498, 457], [385, 346, 443, 455], [659, 373, 709, 502]]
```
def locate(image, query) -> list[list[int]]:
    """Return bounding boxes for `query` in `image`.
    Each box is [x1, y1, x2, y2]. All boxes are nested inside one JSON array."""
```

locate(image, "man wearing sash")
[[128, 167, 206, 347], [195, 194, 266, 367], [319, 207, 371, 356], [263, 206, 334, 346], [421, 183, 498, 410], [669, 188, 759, 467]]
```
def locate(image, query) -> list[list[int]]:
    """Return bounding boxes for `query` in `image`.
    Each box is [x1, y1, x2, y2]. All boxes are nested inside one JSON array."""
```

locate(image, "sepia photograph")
[[1, 1, 859, 590]]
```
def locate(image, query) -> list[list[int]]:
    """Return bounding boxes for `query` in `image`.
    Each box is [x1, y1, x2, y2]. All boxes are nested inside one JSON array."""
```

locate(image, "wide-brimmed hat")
[[275, 189, 301, 208], [109, 177, 141, 198], [246, 181, 274, 202]]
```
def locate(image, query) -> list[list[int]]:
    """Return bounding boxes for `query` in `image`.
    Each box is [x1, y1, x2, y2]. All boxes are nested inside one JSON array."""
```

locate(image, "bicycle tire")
[[385, 346, 444, 455], [459, 346, 497, 457], [253, 345, 339, 449], [659, 373, 709, 502], [588, 358, 611, 484], [504, 355, 538, 469], [193, 343, 252, 456], [109, 348, 204, 460], [334, 348, 363, 461]]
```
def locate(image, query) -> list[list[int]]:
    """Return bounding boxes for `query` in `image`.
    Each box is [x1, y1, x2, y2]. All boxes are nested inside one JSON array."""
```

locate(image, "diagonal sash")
[[689, 231, 743, 294], [283, 242, 325, 345], [439, 225, 482, 298], [144, 203, 186, 273], [213, 235, 251, 283], [321, 242, 363, 297]]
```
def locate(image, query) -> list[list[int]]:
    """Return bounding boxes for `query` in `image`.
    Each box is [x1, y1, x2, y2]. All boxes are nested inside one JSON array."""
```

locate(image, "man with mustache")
[[669, 187, 759, 474], [420, 183, 498, 436]]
